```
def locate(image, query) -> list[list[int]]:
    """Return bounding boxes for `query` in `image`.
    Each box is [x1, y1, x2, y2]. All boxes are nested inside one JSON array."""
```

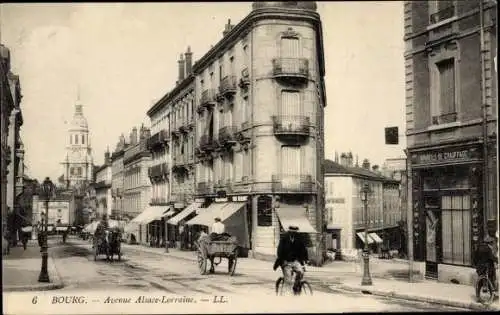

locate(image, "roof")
[[324, 159, 399, 183]]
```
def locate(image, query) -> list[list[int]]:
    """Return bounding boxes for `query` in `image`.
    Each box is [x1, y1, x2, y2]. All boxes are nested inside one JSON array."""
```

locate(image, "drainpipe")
[[405, 149, 414, 282], [479, 0, 489, 237]]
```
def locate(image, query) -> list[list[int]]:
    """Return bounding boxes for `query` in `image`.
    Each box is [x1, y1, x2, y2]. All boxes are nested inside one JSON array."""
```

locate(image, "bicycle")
[[476, 266, 498, 305], [275, 263, 313, 296]]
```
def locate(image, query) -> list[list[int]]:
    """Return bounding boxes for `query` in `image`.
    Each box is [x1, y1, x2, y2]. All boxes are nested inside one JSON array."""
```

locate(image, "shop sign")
[[233, 196, 248, 202], [215, 197, 228, 203], [411, 147, 481, 165]]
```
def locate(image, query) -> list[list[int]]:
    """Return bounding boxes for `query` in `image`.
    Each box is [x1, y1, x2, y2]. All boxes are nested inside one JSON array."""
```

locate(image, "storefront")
[[410, 144, 483, 280]]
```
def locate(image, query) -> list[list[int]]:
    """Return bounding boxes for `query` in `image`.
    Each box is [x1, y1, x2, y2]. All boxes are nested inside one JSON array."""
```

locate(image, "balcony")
[[148, 162, 168, 179], [272, 174, 314, 193], [147, 129, 169, 150], [197, 181, 214, 195], [272, 58, 309, 83], [218, 75, 237, 98], [218, 126, 238, 147], [235, 121, 251, 145], [150, 197, 168, 205], [429, 6, 455, 24], [272, 115, 310, 140], [214, 179, 225, 190], [199, 134, 215, 152], [199, 89, 217, 110]]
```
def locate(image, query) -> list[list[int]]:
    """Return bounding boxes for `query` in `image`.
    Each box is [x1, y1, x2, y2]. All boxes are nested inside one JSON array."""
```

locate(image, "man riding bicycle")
[[474, 235, 498, 297], [273, 225, 308, 294]]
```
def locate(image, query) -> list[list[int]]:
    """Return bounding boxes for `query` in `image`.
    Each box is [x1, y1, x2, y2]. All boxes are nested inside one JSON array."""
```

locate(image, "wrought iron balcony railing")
[[200, 89, 217, 108], [272, 115, 310, 138], [218, 126, 238, 146], [272, 58, 309, 81], [272, 174, 314, 193], [199, 134, 215, 152], [219, 75, 237, 97], [429, 6, 455, 24], [147, 129, 169, 150], [148, 162, 168, 178], [431, 112, 457, 125]]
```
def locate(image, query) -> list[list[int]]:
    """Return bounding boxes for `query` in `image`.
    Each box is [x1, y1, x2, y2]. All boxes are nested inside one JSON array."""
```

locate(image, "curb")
[[3, 256, 64, 292], [333, 283, 500, 311]]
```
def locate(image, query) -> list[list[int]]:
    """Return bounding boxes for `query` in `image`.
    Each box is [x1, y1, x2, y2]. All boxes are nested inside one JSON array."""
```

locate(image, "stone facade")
[[404, 0, 498, 283], [94, 150, 113, 218], [111, 134, 128, 219], [145, 1, 326, 263]]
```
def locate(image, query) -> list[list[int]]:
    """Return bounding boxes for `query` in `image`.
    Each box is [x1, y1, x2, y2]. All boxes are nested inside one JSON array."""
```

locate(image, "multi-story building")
[[404, 0, 497, 283], [148, 2, 326, 262], [111, 134, 128, 220], [94, 150, 113, 218], [123, 125, 152, 244], [324, 157, 401, 260], [382, 157, 408, 226], [1, 44, 15, 238], [145, 48, 196, 248], [1, 43, 25, 245]]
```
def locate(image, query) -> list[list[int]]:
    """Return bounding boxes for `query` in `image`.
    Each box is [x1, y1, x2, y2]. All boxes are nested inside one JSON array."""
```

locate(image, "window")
[[281, 37, 300, 58], [81, 135, 85, 144], [75, 134, 79, 144], [438, 59, 456, 116], [441, 194, 471, 266], [281, 90, 301, 116], [70, 135, 72, 145], [281, 145, 301, 175], [429, 1, 455, 24], [257, 195, 273, 226]]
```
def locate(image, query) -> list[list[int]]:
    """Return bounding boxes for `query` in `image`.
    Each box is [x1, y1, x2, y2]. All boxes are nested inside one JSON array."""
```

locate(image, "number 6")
[[32, 296, 38, 304]]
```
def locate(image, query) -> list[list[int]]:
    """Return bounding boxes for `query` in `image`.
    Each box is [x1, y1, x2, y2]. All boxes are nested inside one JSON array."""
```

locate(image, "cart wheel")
[[197, 248, 207, 275], [94, 246, 98, 261], [118, 251, 122, 261], [229, 249, 238, 276]]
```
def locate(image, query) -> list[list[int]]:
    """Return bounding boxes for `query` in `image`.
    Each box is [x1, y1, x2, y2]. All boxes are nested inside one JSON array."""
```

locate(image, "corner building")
[[404, 1, 497, 284], [189, 2, 326, 262]]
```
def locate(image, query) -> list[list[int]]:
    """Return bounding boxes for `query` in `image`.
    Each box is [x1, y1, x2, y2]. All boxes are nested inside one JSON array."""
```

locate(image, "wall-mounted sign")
[[215, 197, 228, 203], [411, 146, 481, 165], [233, 196, 248, 202]]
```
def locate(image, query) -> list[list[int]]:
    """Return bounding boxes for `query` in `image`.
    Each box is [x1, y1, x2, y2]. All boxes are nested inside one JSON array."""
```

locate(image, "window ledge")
[[427, 120, 462, 131], [426, 16, 458, 31]]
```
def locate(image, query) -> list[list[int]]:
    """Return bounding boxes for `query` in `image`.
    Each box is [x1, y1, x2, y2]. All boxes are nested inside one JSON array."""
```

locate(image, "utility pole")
[[405, 149, 414, 282]]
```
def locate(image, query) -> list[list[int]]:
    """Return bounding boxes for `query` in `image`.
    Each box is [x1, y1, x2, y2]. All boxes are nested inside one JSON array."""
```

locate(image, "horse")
[[106, 228, 122, 262]]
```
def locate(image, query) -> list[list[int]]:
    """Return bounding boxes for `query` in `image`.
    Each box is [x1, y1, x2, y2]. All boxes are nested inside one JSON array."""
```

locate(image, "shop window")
[[257, 196, 272, 226], [441, 194, 471, 266]]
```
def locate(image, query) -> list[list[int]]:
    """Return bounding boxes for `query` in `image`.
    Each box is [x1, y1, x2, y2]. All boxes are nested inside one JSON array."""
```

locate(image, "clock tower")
[[61, 102, 93, 190]]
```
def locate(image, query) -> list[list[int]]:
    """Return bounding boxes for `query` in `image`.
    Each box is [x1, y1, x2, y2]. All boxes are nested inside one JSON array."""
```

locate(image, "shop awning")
[[369, 232, 383, 244], [186, 202, 245, 226], [167, 202, 201, 225], [275, 205, 317, 233], [137, 206, 168, 225], [163, 208, 175, 217], [357, 231, 375, 244]]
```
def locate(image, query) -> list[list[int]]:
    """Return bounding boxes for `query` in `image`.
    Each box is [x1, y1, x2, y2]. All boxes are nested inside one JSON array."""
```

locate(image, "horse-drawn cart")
[[196, 235, 238, 276], [93, 229, 122, 262]]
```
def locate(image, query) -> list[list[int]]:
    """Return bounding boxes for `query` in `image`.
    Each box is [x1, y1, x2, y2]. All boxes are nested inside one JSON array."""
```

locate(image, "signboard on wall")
[[411, 146, 482, 166]]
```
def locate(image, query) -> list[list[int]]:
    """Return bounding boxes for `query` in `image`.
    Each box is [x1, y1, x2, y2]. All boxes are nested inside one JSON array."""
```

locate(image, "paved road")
[[18, 238, 467, 313]]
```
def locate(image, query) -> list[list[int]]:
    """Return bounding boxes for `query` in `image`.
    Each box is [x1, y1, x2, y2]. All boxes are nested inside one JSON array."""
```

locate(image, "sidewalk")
[[122, 242, 500, 311], [2, 243, 64, 292]]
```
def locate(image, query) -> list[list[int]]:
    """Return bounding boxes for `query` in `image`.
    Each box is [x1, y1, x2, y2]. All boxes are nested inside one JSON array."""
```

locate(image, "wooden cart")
[[196, 238, 238, 276]]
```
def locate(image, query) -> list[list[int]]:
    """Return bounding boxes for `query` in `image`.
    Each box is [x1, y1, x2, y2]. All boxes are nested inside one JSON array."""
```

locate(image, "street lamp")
[[360, 182, 373, 286], [39, 177, 55, 283]]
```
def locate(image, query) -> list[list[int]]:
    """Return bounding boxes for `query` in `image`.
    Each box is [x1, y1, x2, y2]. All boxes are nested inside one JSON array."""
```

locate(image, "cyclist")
[[474, 235, 498, 297], [273, 225, 309, 294]]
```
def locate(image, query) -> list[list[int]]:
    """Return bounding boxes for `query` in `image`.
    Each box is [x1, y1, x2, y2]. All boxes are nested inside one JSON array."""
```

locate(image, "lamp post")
[[361, 182, 373, 286], [38, 177, 54, 283]]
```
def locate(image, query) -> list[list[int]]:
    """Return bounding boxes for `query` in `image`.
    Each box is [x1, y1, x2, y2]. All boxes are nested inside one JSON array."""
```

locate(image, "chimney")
[[185, 46, 193, 75], [130, 127, 138, 145], [372, 165, 380, 173], [177, 54, 185, 84], [104, 149, 110, 164], [222, 19, 233, 37], [347, 152, 353, 167], [340, 153, 347, 167], [362, 158, 370, 170]]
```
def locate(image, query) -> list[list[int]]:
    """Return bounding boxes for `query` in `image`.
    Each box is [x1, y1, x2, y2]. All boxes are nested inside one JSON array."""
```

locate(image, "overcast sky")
[[0, 2, 405, 182]]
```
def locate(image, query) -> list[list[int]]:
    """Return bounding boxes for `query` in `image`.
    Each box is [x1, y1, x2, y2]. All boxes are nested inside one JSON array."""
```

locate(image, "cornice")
[[192, 7, 324, 76], [147, 75, 195, 117]]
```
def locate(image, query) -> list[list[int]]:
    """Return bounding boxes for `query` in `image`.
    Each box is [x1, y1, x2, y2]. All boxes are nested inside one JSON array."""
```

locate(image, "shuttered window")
[[242, 149, 250, 180], [438, 59, 455, 114], [281, 145, 301, 175], [281, 37, 300, 58]]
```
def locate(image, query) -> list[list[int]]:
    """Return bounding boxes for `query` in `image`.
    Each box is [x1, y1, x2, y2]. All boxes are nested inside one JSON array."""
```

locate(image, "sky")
[[0, 2, 406, 182]]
